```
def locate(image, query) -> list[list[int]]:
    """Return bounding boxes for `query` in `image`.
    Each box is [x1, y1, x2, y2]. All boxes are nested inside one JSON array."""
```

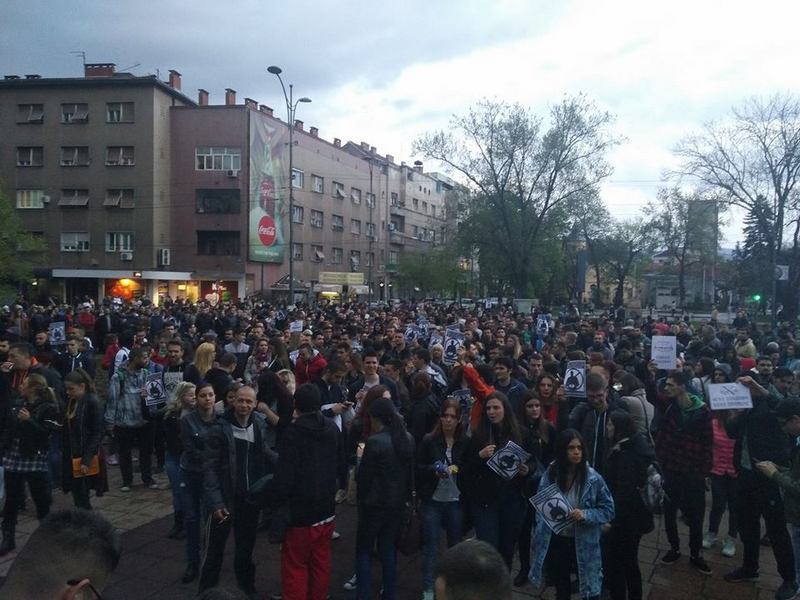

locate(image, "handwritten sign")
[[289, 320, 304, 333], [708, 383, 753, 411], [531, 483, 578, 535], [487, 441, 531, 481], [651, 336, 677, 370]]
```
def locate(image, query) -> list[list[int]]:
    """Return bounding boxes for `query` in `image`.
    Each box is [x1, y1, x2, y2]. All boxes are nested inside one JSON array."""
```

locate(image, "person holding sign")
[[460, 392, 536, 570], [529, 429, 614, 600]]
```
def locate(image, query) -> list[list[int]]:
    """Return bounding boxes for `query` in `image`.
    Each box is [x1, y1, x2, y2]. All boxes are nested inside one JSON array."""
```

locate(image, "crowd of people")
[[1, 297, 800, 600]]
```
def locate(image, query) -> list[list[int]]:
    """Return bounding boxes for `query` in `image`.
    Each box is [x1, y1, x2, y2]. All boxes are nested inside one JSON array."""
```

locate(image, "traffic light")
[[752, 293, 762, 302]]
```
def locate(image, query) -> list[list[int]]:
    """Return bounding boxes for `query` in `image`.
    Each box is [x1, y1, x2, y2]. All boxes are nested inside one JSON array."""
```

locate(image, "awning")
[[350, 285, 369, 295], [314, 284, 342, 293]]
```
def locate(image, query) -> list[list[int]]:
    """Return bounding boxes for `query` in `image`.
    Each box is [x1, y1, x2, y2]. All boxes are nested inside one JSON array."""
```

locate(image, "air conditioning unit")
[[42, 195, 50, 204], [227, 169, 239, 178], [120, 252, 133, 261], [158, 248, 171, 266]]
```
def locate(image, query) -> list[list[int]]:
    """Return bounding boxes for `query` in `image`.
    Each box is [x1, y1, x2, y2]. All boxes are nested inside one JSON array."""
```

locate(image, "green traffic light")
[[752, 294, 762, 302]]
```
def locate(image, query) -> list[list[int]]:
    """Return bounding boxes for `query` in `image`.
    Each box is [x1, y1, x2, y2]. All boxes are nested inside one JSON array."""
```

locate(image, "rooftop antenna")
[[70, 50, 86, 73]]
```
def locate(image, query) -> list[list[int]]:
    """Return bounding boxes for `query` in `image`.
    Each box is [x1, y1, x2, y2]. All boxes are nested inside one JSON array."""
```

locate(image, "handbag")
[[71, 455, 100, 478], [396, 459, 423, 555]]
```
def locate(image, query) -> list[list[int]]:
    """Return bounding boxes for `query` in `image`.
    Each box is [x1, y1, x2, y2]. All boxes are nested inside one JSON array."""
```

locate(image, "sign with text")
[[651, 335, 677, 370], [319, 271, 365, 285], [708, 383, 753, 411]]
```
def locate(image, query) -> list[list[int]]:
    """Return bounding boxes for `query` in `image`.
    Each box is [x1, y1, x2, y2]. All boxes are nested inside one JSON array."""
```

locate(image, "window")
[[292, 206, 304, 224], [411, 225, 419, 238], [312, 245, 325, 262], [350, 219, 361, 235], [195, 147, 241, 171], [350, 250, 361, 268], [333, 181, 345, 199], [292, 243, 304, 261], [311, 210, 323, 228], [105, 232, 134, 252], [351, 188, 361, 205], [366, 222, 376, 238], [16, 190, 45, 209], [61, 232, 90, 252], [195, 189, 240, 214], [436, 181, 443, 193], [390, 218, 404, 233], [17, 104, 44, 123], [332, 214, 344, 231], [60, 146, 90, 167], [311, 174, 324, 193], [366, 193, 376, 208], [412, 198, 419, 210], [389, 250, 399, 264], [332, 247, 343, 264], [104, 189, 135, 208], [390, 192, 399, 206], [106, 102, 135, 123], [422, 201, 428, 214], [197, 230, 240, 255], [291, 168, 304, 189], [17, 146, 43, 167], [58, 188, 89, 207], [431, 205, 437, 218], [105, 146, 135, 166], [366, 252, 374, 267], [61, 103, 88, 123]]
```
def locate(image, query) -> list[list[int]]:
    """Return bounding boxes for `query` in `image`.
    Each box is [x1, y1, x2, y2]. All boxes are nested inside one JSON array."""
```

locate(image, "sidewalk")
[[0, 471, 783, 599]]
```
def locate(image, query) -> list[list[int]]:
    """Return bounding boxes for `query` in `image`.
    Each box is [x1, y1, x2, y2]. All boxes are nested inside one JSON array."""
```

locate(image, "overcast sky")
[[4, 0, 799, 244]]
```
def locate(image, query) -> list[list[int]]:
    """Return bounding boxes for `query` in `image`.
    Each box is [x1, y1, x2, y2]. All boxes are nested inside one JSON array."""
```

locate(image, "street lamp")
[[267, 65, 311, 306]]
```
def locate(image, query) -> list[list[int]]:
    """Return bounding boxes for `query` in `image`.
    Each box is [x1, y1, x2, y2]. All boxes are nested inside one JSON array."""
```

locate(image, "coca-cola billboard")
[[258, 215, 277, 247], [249, 114, 286, 263]]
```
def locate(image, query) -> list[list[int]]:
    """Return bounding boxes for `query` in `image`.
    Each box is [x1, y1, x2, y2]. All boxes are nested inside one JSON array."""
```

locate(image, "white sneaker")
[[721, 536, 736, 557], [702, 531, 717, 549], [343, 574, 357, 591]]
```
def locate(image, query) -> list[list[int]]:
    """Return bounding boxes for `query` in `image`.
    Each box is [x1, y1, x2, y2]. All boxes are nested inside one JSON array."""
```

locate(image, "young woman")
[[603, 411, 654, 600], [185, 342, 216, 383], [267, 336, 291, 373], [514, 391, 557, 586], [62, 368, 104, 510], [417, 398, 468, 599], [355, 395, 414, 600], [243, 338, 271, 386], [461, 391, 536, 569], [162, 381, 196, 540], [0, 373, 60, 556], [276, 369, 296, 395], [178, 382, 218, 584], [529, 429, 615, 600], [536, 373, 569, 430]]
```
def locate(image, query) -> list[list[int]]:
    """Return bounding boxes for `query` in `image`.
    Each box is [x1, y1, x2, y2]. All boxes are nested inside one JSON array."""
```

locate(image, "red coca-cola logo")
[[258, 215, 277, 247]]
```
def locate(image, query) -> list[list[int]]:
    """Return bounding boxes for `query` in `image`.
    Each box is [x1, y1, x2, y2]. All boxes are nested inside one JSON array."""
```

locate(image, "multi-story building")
[[1, 64, 453, 305]]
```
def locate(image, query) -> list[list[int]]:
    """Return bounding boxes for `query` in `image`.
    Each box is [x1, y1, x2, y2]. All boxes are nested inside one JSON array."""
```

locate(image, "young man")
[[199, 385, 278, 597], [347, 349, 398, 409], [273, 384, 345, 600], [491, 356, 526, 413], [54, 334, 96, 379]]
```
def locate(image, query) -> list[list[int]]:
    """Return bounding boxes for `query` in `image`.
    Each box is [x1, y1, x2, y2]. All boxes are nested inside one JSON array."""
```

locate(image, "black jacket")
[[569, 399, 629, 475], [5, 398, 60, 459], [407, 393, 441, 446], [726, 390, 792, 469], [273, 413, 345, 526], [179, 410, 218, 472], [203, 411, 278, 512], [357, 429, 415, 510], [416, 433, 468, 501], [604, 433, 655, 535], [347, 375, 400, 409], [53, 351, 96, 380], [62, 394, 104, 492]]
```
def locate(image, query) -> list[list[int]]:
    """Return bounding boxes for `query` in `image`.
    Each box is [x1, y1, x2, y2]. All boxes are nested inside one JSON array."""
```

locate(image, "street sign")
[[319, 271, 364, 285]]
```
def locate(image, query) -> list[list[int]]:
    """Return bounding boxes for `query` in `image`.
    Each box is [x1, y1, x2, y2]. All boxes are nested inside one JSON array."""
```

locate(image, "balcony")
[[390, 232, 405, 245]]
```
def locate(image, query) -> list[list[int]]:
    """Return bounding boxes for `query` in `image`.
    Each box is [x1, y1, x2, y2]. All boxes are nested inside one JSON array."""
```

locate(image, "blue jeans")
[[421, 500, 463, 590], [165, 452, 181, 513], [471, 488, 525, 569], [356, 506, 402, 600], [180, 468, 205, 569]]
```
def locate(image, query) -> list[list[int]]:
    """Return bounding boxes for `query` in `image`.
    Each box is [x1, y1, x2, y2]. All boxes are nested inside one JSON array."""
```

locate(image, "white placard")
[[289, 320, 304, 333], [531, 483, 578, 535], [564, 360, 586, 398], [708, 383, 753, 411], [443, 330, 465, 365], [651, 336, 677, 370], [145, 372, 167, 407], [48, 321, 66, 346], [487, 441, 531, 481]]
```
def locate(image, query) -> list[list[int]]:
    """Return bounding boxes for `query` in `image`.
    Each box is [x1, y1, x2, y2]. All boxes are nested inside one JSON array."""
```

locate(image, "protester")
[[162, 381, 196, 541]]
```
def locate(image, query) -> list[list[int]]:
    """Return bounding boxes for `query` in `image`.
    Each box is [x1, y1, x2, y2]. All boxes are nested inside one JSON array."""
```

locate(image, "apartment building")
[[0, 64, 453, 304], [0, 64, 194, 303]]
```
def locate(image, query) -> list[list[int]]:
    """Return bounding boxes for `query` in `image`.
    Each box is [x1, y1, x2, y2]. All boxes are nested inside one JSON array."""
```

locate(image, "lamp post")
[[267, 65, 311, 306]]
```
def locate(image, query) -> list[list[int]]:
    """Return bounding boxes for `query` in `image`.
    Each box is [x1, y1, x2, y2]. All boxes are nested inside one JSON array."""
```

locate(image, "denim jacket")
[[528, 465, 615, 598]]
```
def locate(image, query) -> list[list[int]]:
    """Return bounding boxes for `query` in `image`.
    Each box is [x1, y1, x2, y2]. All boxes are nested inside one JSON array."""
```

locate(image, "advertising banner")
[[249, 113, 287, 263]]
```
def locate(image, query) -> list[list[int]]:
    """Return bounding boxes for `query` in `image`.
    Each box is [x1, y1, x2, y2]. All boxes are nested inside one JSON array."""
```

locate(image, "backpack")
[[639, 461, 667, 514]]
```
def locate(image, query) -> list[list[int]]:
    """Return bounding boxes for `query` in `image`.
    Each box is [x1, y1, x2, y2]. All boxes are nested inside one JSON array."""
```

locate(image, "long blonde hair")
[[277, 369, 296, 394], [165, 381, 196, 418], [192, 342, 217, 379]]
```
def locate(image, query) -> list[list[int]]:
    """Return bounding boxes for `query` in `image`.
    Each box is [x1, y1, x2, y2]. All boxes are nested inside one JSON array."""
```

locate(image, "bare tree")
[[598, 218, 658, 308], [414, 96, 619, 296], [572, 190, 612, 305], [675, 93, 800, 319]]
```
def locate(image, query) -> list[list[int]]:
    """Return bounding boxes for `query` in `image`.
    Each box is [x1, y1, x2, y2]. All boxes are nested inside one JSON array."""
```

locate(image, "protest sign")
[[563, 360, 586, 398], [708, 383, 753, 411], [651, 336, 677, 370], [450, 389, 472, 426], [487, 441, 531, 481], [289, 320, 304, 333], [48, 321, 66, 346], [145, 373, 167, 407], [404, 325, 423, 343], [531, 483, 578, 535], [443, 330, 465, 365]]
